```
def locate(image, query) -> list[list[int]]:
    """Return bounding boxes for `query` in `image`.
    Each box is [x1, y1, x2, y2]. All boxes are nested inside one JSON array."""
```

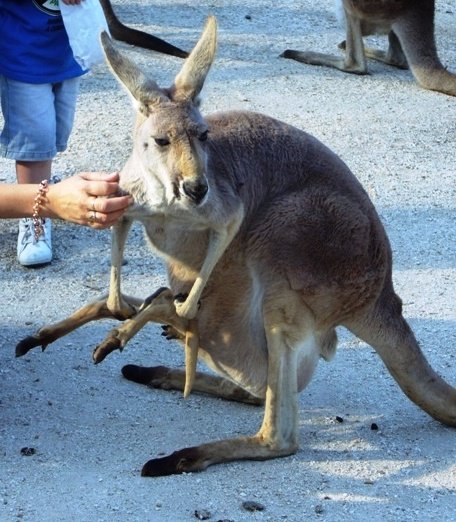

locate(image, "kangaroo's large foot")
[[141, 447, 204, 476], [140, 434, 296, 477], [281, 49, 368, 75], [122, 364, 264, 405]]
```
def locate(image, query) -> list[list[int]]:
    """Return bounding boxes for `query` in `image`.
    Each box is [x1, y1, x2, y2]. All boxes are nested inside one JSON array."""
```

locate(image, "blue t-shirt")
[[0, 0, 84, 84]]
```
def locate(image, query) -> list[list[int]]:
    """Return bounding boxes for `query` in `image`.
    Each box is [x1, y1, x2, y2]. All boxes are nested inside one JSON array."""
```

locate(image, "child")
[[0, 0, 87, 266]]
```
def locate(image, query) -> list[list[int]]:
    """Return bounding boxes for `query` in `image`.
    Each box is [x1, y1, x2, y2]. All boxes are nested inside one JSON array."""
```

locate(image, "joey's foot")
[[92, 331, 123, 364], [141, 446, 205, 477], [161, 324, 183, 341], [15, 335, 48, 357]]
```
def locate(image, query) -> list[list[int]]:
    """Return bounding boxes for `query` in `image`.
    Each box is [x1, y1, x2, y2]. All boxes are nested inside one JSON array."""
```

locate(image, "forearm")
[[0, 183, 45, 219], [0, 174, 132, 228]]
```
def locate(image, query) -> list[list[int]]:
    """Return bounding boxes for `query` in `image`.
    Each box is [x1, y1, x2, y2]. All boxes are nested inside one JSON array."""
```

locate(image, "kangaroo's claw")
[[15, 336, 48, 357]]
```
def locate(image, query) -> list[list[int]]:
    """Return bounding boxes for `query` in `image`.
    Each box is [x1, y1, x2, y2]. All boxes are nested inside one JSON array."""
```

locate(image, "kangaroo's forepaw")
[[173, 293, 200, 320], [15, 335, 47, 357]]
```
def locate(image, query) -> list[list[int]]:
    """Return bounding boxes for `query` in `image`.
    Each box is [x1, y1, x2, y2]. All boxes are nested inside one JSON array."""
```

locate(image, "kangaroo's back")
[[205, 110, 378, 220]]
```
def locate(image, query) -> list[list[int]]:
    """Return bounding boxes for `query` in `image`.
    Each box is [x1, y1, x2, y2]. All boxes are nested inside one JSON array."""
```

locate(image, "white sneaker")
[[17, 218, 52, 267]]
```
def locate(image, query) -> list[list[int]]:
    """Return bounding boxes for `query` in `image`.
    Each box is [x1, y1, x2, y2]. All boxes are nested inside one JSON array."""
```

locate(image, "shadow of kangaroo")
[[99, 0, 188, 58], [16, 16, 456, 477], [282, 0, 456, 96]]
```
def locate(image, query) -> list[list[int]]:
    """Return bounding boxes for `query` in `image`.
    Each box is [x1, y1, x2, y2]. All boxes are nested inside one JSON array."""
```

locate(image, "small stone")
[[194, 509, 211, 520], [241, 500, 265, 512], [371, 423, 379, 430], [20, 447, 36, 456], [335, 416, 344, 423]]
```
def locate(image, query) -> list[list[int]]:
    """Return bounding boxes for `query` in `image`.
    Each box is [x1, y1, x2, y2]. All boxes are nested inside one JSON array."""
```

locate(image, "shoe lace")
[[21, 219, 46, 245]]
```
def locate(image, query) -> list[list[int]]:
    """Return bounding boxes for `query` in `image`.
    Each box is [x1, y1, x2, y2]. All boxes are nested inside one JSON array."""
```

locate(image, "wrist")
[[32, 180, 49, 240]]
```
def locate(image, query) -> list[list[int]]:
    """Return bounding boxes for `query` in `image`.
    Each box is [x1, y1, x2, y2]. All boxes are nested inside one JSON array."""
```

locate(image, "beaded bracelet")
[[32, 180, 49, 241]]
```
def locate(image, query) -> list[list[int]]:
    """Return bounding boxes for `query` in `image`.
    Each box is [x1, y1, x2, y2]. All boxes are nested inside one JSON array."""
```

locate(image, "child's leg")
[[1, 77, 58, 265], [16, 159, 52, 184], [1, 76, 80, 265]]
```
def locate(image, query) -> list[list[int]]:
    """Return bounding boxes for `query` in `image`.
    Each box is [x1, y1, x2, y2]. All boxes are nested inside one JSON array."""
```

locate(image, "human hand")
[[45, 172, 133, 229]]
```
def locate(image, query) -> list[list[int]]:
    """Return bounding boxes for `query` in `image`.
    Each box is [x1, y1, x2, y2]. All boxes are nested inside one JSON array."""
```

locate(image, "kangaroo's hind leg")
[[339, 31, 408, 68], [139, 288, 319, 477], [121, 364, 263, 405], [282, 10, 368, 74]]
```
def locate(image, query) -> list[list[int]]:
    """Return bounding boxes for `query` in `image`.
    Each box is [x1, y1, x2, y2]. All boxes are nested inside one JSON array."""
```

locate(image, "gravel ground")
[[1, 1, 455, 521]]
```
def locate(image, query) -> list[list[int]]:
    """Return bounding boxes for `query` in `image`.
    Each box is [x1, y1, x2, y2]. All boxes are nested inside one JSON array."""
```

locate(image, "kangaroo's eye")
[[154, 137, 170, 147], [198, 130, 209, 142]]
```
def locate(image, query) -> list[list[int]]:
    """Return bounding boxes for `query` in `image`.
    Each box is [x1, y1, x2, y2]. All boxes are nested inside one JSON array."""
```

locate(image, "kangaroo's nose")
[[182, 179, 208, 204]]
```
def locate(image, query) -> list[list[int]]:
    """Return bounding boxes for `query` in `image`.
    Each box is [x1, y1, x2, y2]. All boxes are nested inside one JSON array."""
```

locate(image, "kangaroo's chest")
[[140, 214, 210, 271]]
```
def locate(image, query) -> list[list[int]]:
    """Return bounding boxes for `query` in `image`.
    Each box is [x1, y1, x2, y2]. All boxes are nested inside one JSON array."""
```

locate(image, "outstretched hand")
[[45, 172, 133, 229]]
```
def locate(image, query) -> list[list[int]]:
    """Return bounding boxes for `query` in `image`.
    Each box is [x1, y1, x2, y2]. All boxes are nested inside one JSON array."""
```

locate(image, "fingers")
[[78, 171, 120, 183], [91, 194, 132, 214], [79, 172, 122, 197], [86, 194, 133, 229], [87, 208, 128, 230]]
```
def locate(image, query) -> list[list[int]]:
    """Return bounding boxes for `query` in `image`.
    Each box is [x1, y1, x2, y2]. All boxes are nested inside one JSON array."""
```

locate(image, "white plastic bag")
[[60, 0, 110, 70]]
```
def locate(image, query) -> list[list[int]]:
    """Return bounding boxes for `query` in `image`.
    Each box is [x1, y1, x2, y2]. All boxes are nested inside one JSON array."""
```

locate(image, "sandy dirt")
[[1, 1, 455, 521]]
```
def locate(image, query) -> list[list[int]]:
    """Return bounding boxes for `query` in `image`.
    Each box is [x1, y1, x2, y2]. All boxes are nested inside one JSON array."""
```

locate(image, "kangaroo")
[[99, 0, 188, 58], [281, 0, 456, 96], [16, 16, 456, 477]]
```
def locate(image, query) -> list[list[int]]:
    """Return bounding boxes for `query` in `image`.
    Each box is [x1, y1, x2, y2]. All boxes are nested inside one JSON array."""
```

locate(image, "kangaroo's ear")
[[172, 16, 217, 102], [100, 31, 168, 113]]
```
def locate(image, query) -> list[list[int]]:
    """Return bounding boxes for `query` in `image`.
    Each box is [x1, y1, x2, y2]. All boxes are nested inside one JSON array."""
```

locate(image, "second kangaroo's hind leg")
[[346, 285, 456, 426], [339, 31, 408, 69], [281, 8, 368, 74]]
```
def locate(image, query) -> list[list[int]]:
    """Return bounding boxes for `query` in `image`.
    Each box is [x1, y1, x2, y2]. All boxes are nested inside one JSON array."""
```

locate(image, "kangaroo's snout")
[[182, 179, 208, 204]]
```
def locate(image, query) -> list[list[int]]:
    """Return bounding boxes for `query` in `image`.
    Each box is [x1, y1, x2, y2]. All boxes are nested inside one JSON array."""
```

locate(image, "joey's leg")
[[15, 294, 143, 357], [140, 291, 315, 477], [281, 11, 368, 74], [16, 218, 138, 358], [92, 287, 186, 364], [122, 364, 263, 405]]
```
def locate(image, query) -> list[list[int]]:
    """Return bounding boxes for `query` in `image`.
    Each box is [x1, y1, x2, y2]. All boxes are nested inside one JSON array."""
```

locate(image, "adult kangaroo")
[[16, 16, 456, 477], [282, 0, 456, 96], [99, 0, 188, 58]]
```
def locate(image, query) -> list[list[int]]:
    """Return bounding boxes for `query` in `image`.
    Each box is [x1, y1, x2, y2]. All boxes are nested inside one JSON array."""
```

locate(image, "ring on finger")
[[89, 210, 97, 224]]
